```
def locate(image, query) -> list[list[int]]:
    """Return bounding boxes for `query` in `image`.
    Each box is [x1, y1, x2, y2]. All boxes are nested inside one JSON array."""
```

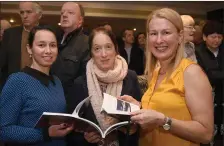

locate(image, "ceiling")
[[1, 1, 223, 36]]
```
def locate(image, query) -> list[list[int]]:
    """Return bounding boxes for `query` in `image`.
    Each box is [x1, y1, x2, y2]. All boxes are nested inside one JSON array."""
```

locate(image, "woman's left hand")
[[48, 123, 74, 137], [130, 109, 165, 130]]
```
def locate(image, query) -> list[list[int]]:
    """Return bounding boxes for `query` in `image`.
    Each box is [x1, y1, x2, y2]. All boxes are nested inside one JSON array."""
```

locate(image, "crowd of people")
[[0, 1, 223, 146]]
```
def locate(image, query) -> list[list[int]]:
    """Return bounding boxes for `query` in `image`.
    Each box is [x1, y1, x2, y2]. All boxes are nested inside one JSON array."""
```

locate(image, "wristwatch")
[[162, 117, 172, 131]]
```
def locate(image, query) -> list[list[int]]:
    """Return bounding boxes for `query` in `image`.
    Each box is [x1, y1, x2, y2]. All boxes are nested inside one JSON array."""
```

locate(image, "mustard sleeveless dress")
[[140, 59, 199, 146]]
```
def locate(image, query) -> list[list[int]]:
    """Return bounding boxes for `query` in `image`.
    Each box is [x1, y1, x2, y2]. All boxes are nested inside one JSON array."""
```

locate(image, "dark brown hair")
[[88, 27, 118, 54], [28, 25, 57, 47]]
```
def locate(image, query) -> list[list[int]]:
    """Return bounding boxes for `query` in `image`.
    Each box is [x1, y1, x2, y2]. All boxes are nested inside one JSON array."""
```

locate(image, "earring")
[[29, 54, 32, 58]]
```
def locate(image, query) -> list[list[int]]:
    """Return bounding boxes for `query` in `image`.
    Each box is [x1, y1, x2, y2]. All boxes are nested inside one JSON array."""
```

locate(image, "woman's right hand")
[[84, 131, 101, 143], [48, 123, 74, 137], [131, 109, 165, 130], [118, 95, 141, 108]]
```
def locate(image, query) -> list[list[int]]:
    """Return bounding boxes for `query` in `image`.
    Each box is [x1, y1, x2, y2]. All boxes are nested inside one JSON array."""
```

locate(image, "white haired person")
[[181, 15, 197, 62], [0, 2, 43, 91]]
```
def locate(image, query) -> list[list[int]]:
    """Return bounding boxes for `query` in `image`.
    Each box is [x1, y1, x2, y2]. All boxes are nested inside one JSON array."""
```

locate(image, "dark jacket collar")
[[58, 27, 83, 50], [22, 66, 55, 86]]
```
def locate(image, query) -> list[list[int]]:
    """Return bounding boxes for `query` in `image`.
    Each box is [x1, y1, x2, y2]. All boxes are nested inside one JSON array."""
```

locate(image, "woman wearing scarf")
[[66, 27, 141, 146]]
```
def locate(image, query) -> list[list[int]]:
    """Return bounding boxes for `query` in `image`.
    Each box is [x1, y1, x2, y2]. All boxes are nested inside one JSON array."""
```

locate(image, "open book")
[[35, 93, 140, 138]]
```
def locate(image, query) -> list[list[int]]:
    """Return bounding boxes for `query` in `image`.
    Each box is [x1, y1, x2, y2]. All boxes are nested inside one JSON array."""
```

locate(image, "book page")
[[103, 121, 129, 138], [72, 95, 91, 116], [101, 93, 140, 115], [35, 112, 104, 137]]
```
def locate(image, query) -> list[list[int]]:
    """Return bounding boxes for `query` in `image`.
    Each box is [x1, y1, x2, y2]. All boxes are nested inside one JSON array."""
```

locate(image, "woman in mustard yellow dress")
[[119, 8, 214, 146]]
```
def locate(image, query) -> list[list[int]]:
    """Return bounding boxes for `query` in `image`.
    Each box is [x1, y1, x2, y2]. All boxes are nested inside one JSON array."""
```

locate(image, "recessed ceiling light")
[[133, 28, 136, 31], [9, 18, 14, 23]]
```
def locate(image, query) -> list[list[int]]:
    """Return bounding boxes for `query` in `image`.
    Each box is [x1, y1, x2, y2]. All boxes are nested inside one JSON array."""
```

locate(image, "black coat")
[[66, 70, 142, 146], [0, 26, 23, 91], [195, 41, 224, 141], [119, 46, 144, 75], [51, 27, 90, 100]]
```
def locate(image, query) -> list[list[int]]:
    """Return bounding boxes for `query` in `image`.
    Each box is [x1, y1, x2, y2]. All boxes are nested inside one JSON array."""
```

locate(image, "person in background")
[[135, 32, 146, 52], [120, 8, 214, 146], [51, 2, 89, 103], [0, 25, 73, 146], [119, 28, 144, 75], [0, 19, 11, 46], [181, 15, 197, 62], [98, 22, 113, 32], [134, 32, 148, 94], [0, 2, 42, 91], [195, 21, 224, 146], [0, 19, 11, 92], [66, 27, 141, 146], [193, 24, 203, 47]]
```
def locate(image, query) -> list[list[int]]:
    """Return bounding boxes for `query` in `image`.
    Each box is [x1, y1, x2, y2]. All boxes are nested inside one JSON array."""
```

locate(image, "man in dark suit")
[[0, 2, 42, 91], [195, 21, 223, 146], [119, 28, 144, 75]]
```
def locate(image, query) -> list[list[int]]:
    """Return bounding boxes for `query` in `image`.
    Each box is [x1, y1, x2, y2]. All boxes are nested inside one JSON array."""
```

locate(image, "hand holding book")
[[118, 95, 141, 108], [48, 123, 74, 137], [35, 93, 140, 138]]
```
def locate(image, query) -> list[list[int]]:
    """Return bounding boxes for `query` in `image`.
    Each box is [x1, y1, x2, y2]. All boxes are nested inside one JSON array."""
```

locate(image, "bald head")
[[60, 2, 84, 34], [181, 15, 195, 26], [0, 20, 11, 41], [181, 15, 195, 42]]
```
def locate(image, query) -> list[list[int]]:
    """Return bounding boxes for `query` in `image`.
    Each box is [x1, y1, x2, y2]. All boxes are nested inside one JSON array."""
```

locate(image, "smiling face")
[[148, 17, 182, 61], [27, 30, 58, 69], [91, 32, 117, 72]]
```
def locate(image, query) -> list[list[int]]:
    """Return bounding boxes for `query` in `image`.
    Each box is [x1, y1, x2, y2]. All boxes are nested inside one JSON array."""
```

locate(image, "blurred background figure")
[[196, 21, 224, 146], [181, 15, 197, 62], [135, 32, 146, 52], [193, 24, 203, 47], [0, 19, 11, 47], [98, 22, 113, 32], [0, 19, 11, 95], [119, 28, 144, 75], [51, 2, 89, 105], [0, 2, 42, 92]]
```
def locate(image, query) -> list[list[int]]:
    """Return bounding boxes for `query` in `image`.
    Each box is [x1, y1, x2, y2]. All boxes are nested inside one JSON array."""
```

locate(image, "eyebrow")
[[36, 41, 57, 43]]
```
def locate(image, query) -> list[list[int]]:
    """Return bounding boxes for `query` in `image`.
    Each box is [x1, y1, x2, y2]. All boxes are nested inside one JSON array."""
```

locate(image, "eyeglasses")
[[184, 26, 195, 30]]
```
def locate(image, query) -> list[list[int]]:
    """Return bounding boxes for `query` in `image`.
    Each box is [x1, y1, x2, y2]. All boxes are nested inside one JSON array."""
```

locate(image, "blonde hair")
[[144, 8, 184, 83]]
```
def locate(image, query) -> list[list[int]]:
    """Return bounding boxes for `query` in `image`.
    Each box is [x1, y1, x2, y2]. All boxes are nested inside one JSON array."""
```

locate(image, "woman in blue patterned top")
[[0, 25, 73, 146]]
